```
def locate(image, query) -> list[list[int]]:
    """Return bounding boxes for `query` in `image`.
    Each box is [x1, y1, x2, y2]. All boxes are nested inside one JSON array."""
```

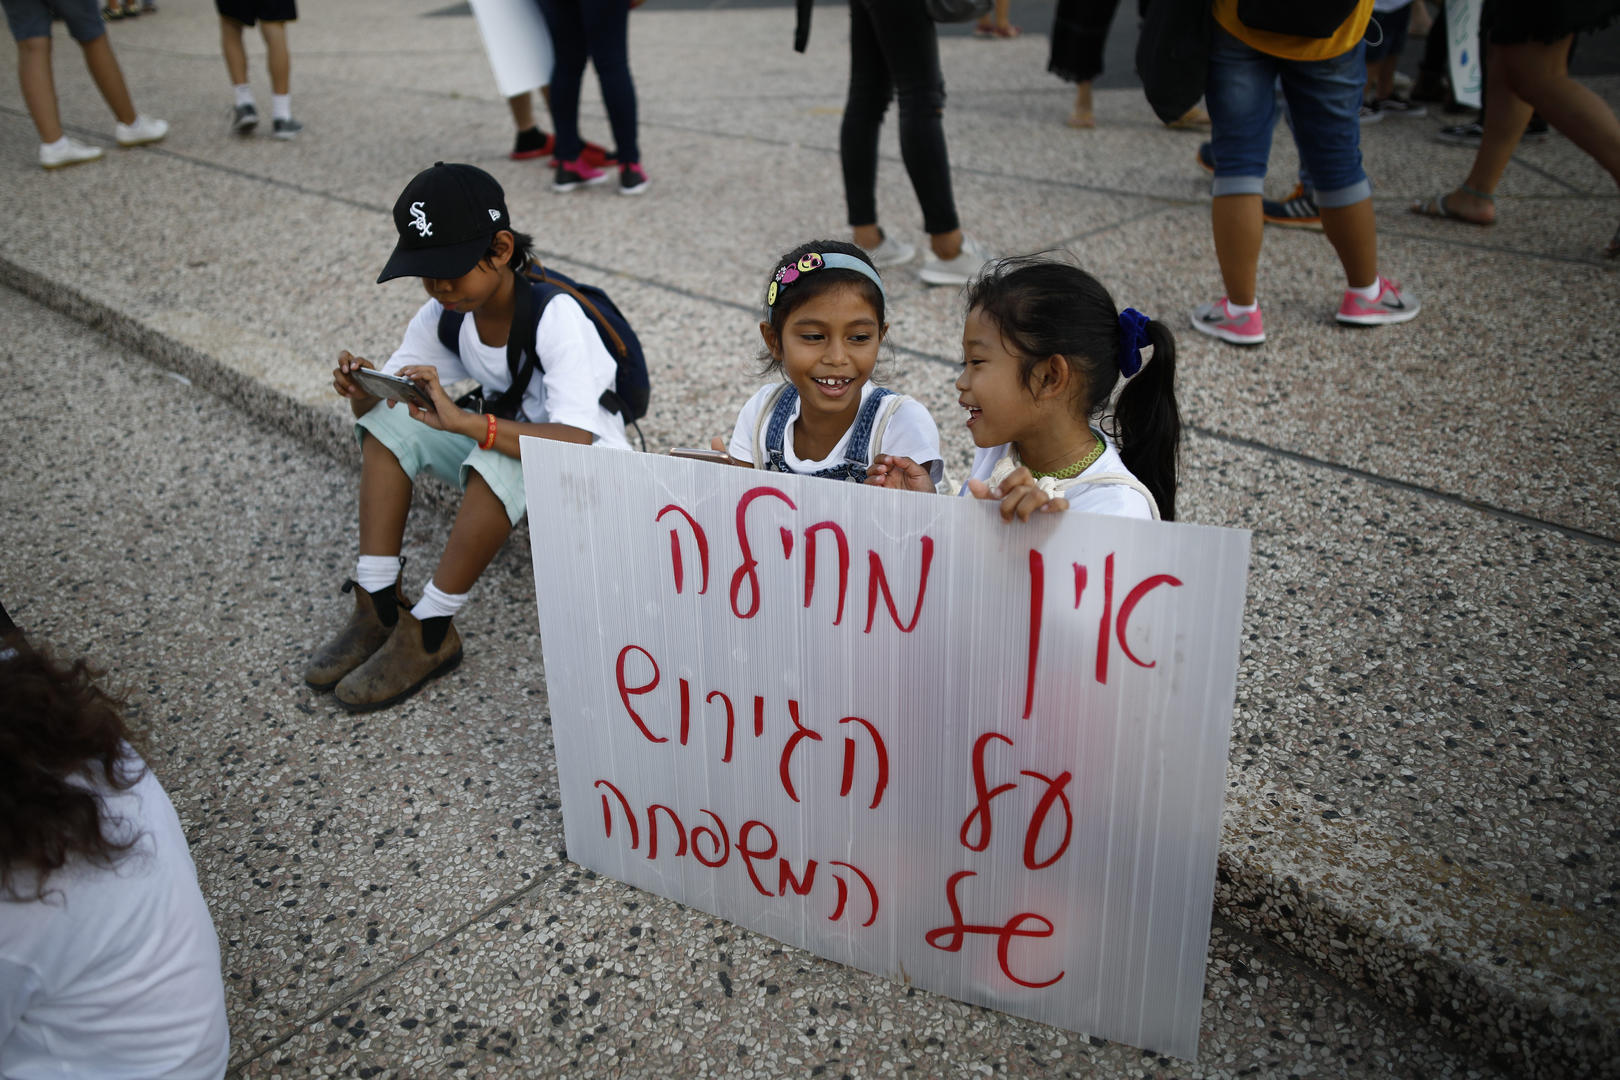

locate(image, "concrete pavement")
[[1, 2, 1615, 1076]]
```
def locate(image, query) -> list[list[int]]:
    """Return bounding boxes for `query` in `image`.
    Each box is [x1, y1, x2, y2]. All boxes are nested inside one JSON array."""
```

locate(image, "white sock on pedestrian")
[[1225, 298, 1259, 316], [355, 555, 401, 594], [234, 84, 255, 108], [412, 581, 468, 622], [1346, 279, 1382, 301], [271, 94, 292, 122]]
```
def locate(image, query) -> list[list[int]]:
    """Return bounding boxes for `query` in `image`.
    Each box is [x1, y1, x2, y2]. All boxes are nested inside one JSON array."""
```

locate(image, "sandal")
[[1409, 183, 1494, 226], [990, 23, 1021, 37]]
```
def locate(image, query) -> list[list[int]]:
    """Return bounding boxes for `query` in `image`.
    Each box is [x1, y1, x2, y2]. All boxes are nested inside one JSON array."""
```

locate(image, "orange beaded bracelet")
[[479, 413, 497, 451]]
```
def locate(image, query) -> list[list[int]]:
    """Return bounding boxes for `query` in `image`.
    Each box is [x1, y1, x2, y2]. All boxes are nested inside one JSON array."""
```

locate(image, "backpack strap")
[[864, 390, 905, 463], [758, 383, 797, 473], [1064, 472, 1162, 521]]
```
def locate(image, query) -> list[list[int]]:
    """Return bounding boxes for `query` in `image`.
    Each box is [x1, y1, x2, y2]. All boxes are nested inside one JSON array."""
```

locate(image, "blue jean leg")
[[1205, 27, 1282, 197], [1277, 40, 1370, 206]]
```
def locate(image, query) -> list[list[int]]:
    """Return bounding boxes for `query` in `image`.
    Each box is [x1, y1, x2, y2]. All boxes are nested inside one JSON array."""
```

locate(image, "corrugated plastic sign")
[[522, 439, 1251, 1060]]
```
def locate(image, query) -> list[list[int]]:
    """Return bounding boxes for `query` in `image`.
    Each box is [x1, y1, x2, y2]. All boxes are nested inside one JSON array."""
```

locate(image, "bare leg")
[[1319, 199, 1380, 288], [432, 474, 512, 594], [1067, 81, 1095, 129], [1211, 194, 1263, 306], [260, 21, 290, 96], [929, 227, 963, 260], [220, 16, 249, 85], [357, 433, 413, 557], [79, 35, 136, 125], [1499, 36, 1620, 189], [16, 38, 62, 143], [852, 223, 882, 249], [508, 92, 534, 131]]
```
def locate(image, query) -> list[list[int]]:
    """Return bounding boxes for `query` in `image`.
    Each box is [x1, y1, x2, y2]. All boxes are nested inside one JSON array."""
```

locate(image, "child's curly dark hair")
[[0, 644, 145, 902]]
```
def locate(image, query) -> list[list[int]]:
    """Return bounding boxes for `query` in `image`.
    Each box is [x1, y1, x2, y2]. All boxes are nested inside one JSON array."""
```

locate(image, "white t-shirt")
[[727, 382, 944, 484], [963, 436, 1158, 520], [0, 757, 229, 1080], [383, 295, 631, 449]]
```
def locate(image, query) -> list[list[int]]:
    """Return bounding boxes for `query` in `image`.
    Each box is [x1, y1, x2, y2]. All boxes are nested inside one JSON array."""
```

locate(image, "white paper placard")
[[522, 440, 1251, 1060], [468, 0, 554, 100], [1446, 0, 1484, 109]]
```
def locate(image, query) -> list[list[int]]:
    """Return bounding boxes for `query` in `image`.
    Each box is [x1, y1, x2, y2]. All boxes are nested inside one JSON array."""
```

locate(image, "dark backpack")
[[436, 261, 650, 427], [1235, 0, 1361, 39]]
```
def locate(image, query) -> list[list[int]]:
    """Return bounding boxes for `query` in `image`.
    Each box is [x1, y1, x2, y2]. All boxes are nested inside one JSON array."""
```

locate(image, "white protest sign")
[[522, 440, 1251, 1060], [1446, 0, 1483, 109], [468, 0, 554, 100]]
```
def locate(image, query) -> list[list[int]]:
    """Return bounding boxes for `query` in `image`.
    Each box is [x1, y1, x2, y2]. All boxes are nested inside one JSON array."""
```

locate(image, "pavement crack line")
[[227, 873, 552, 1076], [5, 125, 1610, 548]]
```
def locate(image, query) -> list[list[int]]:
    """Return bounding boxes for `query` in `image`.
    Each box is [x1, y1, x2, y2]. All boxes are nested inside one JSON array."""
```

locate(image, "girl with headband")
[[868, 257, 1182, 522], [711, 240, 944, 488]]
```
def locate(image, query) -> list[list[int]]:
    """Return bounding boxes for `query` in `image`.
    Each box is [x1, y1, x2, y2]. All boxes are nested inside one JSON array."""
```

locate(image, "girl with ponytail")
[[867, 256, 1181, 521]]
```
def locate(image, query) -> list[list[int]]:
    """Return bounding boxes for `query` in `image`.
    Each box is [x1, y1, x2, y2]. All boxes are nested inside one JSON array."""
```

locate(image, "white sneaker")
[[862, 231, 915, 268], [918, 234, 991, 287], [39, 136, 103, 170], [115, 115, 168, 147]]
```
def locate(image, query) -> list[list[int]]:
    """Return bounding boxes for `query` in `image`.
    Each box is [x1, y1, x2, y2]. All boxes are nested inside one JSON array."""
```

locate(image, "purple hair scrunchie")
[[1117, 307, 1152, 379]]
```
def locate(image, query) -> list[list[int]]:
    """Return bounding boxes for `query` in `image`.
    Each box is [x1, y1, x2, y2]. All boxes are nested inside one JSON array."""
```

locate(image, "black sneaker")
[[230, 103, 258, 135], [619, 162, 649, 197], [272, 117, 303, 140], [1262, 184, 1322, 230], [510, 126, 554, 160], [1435, 121, 1482, 146], [1196, 141, 1215, 174]]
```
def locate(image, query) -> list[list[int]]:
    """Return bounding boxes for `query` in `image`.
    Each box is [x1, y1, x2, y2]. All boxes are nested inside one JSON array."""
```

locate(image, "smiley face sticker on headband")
[[767, 281, 779, 307], [797, 253, 825, 273]]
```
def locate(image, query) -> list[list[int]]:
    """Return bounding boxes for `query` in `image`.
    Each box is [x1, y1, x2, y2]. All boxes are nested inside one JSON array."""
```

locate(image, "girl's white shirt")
[[962, 434, 1159, 520], [0, 752, 229, 1080], [728, 381, 944, 484], [383, 296, 631, 449]]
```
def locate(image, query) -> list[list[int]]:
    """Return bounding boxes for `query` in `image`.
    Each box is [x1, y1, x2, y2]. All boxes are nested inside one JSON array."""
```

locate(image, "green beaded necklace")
[[1027, 435, 1104, 480]]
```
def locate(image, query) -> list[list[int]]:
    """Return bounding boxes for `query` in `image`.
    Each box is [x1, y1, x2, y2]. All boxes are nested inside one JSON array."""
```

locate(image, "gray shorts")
[[2, 0, 105, 43]]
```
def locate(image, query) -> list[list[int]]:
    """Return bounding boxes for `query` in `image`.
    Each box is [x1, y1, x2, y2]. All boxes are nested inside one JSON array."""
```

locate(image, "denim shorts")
[[2, 0, 105, 43], [1204, 25, 1372, 208], [355, 400, 527, 527]]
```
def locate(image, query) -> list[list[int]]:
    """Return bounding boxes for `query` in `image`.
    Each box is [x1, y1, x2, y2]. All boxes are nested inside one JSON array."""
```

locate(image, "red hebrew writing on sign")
[[925, 870, 1064, 988], [592, 779, 879, 926], [958, 731, 1074, 870], [1018, 551, 1187, 711], [612, 644, 890, 810], [654, 491, 935, 636]]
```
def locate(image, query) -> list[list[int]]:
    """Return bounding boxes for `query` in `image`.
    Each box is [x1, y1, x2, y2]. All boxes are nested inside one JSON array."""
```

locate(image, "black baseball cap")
[[377, 162, 512, 283]]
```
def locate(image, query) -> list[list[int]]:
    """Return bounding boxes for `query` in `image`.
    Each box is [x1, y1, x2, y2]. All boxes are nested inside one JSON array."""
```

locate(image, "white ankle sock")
[[355, 555, 400, 594], [42, 136, 71, 152], [1225, 298, 1259, 316], [412, 582, 468, 621], [271, 94, 292, 122], [233, 84, 255, 108], [1347, 279, 1382, 301]]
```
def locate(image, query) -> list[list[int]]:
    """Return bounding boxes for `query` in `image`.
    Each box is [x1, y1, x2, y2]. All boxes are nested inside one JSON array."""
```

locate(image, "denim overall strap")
[[762, 384, 800, 474], [810, 386, 893, 484]]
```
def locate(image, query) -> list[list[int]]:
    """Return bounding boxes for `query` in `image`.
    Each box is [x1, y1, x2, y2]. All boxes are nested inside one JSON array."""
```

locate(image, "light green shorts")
[[355, 402, 527, 526]]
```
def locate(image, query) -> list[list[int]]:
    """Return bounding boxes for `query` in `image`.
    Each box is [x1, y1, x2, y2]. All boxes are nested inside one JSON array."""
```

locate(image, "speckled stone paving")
[[1, 2, 1616, 1077]]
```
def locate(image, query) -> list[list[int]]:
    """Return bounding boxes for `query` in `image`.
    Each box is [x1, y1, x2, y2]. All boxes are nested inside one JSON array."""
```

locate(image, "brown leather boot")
[[333, 610, 461, 713], [303, 576, 410, 691]]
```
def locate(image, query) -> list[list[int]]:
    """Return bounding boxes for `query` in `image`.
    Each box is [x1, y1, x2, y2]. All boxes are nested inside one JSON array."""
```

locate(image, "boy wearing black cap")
[[307, 162, 631, 711]]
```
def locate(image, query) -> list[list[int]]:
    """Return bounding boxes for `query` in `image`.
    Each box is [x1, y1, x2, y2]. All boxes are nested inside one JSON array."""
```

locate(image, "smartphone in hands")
[[668, 447, 735, 465], [352, 367, 432, 410]]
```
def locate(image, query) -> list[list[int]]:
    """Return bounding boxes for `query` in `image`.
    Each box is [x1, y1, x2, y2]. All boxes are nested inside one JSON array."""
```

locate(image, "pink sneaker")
[[1336, 276, 1421, 326], [553, 157, 608, 194], [1190, 297, 1265, 345]]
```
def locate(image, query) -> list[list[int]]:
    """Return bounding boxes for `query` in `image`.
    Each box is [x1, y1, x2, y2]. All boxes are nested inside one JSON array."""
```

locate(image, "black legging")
[[839, 0, 960, 236], [536, 0, 639, 165]]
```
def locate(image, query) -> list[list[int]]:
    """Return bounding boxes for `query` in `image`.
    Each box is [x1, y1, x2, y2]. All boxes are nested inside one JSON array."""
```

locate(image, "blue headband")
[[763, 252, 887, 320], [1117, 307, 1153, 379]]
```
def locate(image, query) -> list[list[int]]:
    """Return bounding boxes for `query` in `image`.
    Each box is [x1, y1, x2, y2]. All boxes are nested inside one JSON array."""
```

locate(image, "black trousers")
[[839, 0, 960, 236]]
